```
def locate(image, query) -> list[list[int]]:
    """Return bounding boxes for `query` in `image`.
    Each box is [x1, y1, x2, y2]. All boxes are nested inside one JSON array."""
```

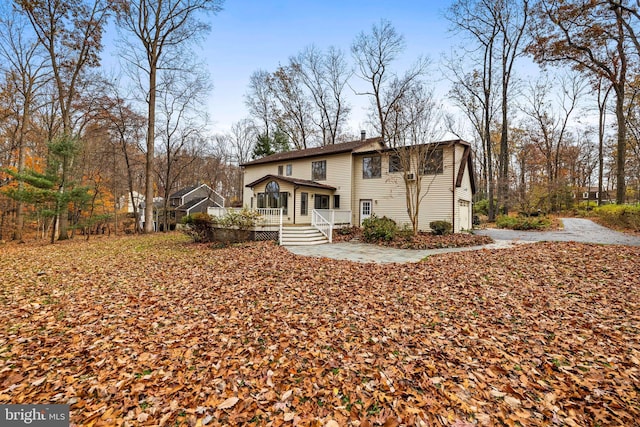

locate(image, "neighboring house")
[[574, 186, 612, 205], [118, 191, 145, 214], [169, 184, 225, 224], [240, 136, 476, 233]]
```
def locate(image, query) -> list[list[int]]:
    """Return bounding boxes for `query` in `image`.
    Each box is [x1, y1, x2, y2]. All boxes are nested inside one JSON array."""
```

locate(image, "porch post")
[[279, 208, 283, 245]]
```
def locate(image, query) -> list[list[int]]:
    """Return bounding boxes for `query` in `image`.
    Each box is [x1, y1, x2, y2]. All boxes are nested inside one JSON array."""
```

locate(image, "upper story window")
[[363, 155, 381, 179], [423, 148, 443, 175], [312, 160, 326, 181], [389, 154, 402, 173], [286, 164, 292, 176], [277, 165, 284, 175]]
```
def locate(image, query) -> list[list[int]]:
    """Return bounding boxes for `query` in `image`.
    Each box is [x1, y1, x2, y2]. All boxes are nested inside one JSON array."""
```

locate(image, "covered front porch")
[[207, 206, 351, 244], [243, 174, 351, 226]]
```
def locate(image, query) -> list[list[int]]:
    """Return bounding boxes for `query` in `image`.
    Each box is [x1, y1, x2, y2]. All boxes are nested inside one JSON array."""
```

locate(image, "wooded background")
[[1, 0, 640, 241]]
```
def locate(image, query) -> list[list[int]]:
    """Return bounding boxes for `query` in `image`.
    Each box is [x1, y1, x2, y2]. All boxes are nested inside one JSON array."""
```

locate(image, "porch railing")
[[313, 209, 351, 226], [207, 207, 283, 242], [311, 209, 332, 243]]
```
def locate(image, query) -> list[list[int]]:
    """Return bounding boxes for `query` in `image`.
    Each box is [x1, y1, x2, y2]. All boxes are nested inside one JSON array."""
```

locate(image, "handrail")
[[311, 209, 333, 243], [278, 207, 283, 245]]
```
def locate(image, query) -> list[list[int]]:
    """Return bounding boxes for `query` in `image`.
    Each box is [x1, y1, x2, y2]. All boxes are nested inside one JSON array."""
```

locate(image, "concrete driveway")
[[285, 218, 640, 264], [475, 217, 640, 246]]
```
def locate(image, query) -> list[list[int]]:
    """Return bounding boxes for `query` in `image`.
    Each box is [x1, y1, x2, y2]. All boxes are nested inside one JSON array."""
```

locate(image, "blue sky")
[[202, 1, 456, 135]]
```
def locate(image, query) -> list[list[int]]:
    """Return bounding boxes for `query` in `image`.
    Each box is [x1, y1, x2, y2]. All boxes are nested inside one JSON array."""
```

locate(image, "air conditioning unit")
[[406, 172, 416, 181]]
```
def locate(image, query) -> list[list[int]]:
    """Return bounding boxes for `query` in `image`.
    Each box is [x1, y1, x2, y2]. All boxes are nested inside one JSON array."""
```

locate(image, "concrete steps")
[[281, 226, 328, 246]]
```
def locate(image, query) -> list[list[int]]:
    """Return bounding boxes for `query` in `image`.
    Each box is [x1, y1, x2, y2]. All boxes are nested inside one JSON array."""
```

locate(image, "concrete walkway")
[[285, 239, 523, 264], [284, 218, 640, 264]]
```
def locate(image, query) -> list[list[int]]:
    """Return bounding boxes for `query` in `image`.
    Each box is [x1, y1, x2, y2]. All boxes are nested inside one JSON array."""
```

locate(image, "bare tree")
[[228, 118, 258, 165], [292, 45, 352, 145], [446, 65, 500, 203], [520, 72, 585, 211], [267, 64, 316, 149], [95, 80, 146, 233], [496, 0, 529, 214], [16, 0, 113, 240], [445, 0, 500, 219], [0, 7, 49, 241], [245, 70, 276, 141], [528, 0, 631, 203], [114, 0, 223, 232], [154, 66, 210, 232], [388, 81, 444, 234], [351, 19, 430, 146]]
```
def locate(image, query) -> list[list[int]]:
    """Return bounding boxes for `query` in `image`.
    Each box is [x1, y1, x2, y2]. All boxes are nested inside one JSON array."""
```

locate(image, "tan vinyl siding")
[[243, 140, 473, 232], [353, 148, 455, 231], [242, 151, 355, 223], [248, 180, 295, 224]]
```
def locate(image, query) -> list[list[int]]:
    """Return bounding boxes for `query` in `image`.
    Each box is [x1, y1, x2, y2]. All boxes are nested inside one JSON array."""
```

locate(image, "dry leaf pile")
[[0, 234, 638, 426]]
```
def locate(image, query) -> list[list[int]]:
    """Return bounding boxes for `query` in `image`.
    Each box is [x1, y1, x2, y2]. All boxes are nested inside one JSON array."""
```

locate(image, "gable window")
[[278, 165, 284, 175], [312, 160, 326, 181], [389, 154, 402, 173], [286, 164, 292, 176], [363, 155, 381, 179], [423, 148, 443, 175], [301, 192, 308, 215], [256, 180, 288, 214]]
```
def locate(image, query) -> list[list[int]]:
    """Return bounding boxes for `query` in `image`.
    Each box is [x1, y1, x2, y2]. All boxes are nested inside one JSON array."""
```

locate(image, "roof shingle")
[[240, 137, 383, 166]]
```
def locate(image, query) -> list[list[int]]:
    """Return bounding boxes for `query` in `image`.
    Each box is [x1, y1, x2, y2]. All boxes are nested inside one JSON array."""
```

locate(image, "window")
[[301, 192, 308, 216], [257, 180, 288, 214], [389, 154, 402, 173], [333, 195, 340, 209], [314, 194, 329, 209], [277, 165, 284, 175], [363, 155, 381, 179], [583, 192, 589, 199], [286, 164, 292, 176], [423, 148, 443, 175], [312, 160, 326, 181]]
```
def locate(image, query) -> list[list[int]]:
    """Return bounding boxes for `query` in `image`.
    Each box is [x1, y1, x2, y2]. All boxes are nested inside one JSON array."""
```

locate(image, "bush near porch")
[[182, 210, 263, 243], [334, 225, 493, 249]]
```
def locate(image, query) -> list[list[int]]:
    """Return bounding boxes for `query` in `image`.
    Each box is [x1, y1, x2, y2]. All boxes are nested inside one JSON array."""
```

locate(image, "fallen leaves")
[[0, 233, 638, 426]]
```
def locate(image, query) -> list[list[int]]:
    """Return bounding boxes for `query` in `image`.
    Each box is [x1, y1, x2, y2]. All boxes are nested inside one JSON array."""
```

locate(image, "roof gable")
[[169, 184, 209, 200], [245, 174, 336, 190]]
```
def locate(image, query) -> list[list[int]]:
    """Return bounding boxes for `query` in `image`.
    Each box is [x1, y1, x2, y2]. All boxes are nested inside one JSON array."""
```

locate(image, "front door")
[[360, 200, 372, 225]]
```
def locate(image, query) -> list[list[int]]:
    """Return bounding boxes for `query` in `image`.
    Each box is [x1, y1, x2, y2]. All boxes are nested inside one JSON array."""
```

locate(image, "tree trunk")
[[144, 68, 157, 233], [614, 83, 627, 204]]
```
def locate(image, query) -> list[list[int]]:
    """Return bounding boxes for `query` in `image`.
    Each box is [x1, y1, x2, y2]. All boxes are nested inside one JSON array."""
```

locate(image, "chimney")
[[360, 130, 366, 141]]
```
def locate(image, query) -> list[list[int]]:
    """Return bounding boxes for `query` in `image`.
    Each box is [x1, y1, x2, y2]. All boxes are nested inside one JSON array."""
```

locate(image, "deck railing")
[[207, 207, 283, 242], [313, 209, 351, 227], [311, 209, 332, 243]]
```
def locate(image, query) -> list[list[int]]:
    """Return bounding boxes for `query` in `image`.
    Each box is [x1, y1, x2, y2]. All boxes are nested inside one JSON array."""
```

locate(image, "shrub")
[[496, 215, 550, 230], [594, 204, 640, 231], [362, 215, 398, 242], [337, 226, 356, 236], [213, 208, 262, 229], [473, 199, 490, 216], [182, 212, 213, 242], [429, 220, 452, 235]]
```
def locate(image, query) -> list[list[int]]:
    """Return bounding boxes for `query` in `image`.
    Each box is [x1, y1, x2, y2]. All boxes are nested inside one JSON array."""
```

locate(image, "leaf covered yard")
[[0, 235, 639, 426]]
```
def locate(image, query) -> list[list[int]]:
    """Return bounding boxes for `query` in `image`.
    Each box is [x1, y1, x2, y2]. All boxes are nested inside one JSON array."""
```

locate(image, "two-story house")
[[240, 135, 475, 233], [168, 184, 225, 224]]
